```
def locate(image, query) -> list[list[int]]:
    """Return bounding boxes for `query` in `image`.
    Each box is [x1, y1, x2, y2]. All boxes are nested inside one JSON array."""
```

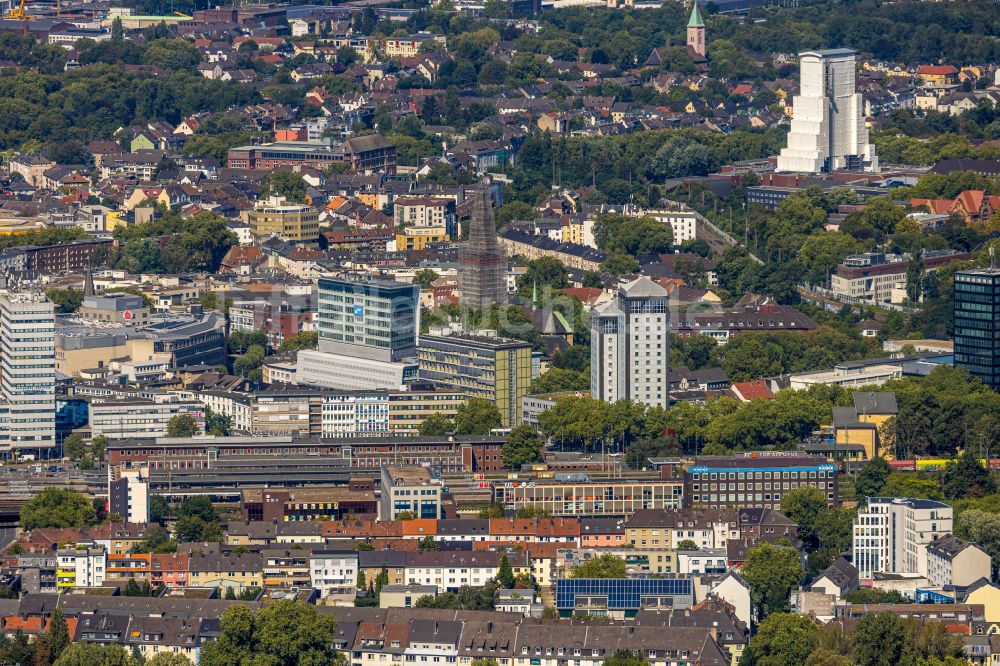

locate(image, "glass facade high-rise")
[[316, 275, 419, 362], [954, 268, 1000, 389]]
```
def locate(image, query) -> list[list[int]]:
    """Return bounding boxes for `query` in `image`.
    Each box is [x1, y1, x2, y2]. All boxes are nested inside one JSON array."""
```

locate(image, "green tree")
[[746, 613, 819, 666], [741, 542, 803, 619], [593, 214, 673, 256], [514, 505, 551, 519], [147, 654, 193, 666], [178, 496, 219, 523], [780, 486, 827, 549], [413, 269, 440, 289], [46, 288, 84, 313], [602, 653, 647, 666], [454, 397, 503, 435], [676, 539, 698, 551], [956, 509, 1000, 575], [796, 232, 866, 286], [165, 414, 200, 438], [228, 330, 268, 354], [92, 435, 107, 462], [62, 433, 87, 461], [941, 450, 996, 499], [418, 535, 440, 552], [418, 412, 454, 436], [880, 473, 944, 500], [48, 608, 70, 661], [530, 367, 589, 393], [516, 256, 569, 295], [20, 489, 98, 530], [233, 344, 266, 381], [53, 643, 135, 666], [278, 331, 318, 352], [571, 553, 626, 579], [205, 408, 232, 437], [356, 569, 367, 590], [374, 568, 389, 596], [851, 612, 910, 666], [149, 495, 169, 524], [142, 38, 199, 71], [815, 506, 856, 554], [502, 425, 543, 470], [601, 252, 639, 276], [199, 601, 341, 666], [855, 457, 891, 500], [497, 555, 515, 588], [260, 170, 308, 203]]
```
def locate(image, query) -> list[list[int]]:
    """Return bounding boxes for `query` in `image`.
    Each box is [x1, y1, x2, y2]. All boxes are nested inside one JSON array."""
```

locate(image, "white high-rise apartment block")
[[777, 49, 878, 173], [0, 291, 56, 457], [590, 277, 670, 409], [852, 497, 952, 580]]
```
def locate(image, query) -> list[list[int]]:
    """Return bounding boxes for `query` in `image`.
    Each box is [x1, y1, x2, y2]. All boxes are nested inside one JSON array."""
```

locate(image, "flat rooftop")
[[241, 487, 375, 503], [384, 465, 433, 485]]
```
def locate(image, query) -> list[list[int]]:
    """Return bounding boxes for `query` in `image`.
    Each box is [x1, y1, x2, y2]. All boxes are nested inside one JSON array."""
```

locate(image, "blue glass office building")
[[317, 275, 419, 362], [555, 578, 694, 618], [954, 268, 1000, 390]]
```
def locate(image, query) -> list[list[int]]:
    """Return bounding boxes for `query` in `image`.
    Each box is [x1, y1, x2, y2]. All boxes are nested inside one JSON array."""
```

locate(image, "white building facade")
[[0, 291, 56, 456], [777, 49, 878, 173], [590, 277, 670, 408], [309, 551, 359, 597], [852, 497, 952, 580]]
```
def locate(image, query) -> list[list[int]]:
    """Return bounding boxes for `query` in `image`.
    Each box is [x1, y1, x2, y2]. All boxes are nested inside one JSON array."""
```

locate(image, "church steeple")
[[687, 1, 705, 28], [687, 2, 706, 61]]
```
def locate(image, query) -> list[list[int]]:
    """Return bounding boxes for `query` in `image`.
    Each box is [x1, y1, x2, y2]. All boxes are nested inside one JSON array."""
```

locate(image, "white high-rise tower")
[[0, 290, 56, 457], [590, 277, 670, 409], [777, 49, 878, 173]]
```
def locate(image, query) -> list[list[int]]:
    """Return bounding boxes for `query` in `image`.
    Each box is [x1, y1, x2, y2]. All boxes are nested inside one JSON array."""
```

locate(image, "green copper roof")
[[687, 2, 705, 28]]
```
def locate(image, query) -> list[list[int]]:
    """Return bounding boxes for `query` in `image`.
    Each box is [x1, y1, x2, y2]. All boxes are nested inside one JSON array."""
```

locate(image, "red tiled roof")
[[728, 380, 774, 402], [917, 65, 958, 76]]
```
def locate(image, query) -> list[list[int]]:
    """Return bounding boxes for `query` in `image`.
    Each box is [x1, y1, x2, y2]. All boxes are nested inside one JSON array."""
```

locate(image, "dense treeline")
[[112, 210, 237, 273], [715, 0, 1000, 65], [506, 128, 786, 205], [0, 51, 256, 151]]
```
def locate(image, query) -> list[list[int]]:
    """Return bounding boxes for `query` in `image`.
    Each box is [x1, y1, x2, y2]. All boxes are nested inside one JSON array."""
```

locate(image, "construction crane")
[[6, 0, 28, 20]]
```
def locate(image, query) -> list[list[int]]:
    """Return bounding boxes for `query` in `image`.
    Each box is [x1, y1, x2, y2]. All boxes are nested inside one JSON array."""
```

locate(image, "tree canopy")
[[20, 489, 98, 530]]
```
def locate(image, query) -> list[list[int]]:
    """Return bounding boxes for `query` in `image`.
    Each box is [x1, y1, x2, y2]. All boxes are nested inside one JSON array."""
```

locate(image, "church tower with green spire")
[[686, 2, 706, 61]]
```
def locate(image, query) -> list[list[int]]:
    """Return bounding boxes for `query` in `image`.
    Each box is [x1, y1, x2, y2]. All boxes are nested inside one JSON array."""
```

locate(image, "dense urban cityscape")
[[0, 0, 999, 665]]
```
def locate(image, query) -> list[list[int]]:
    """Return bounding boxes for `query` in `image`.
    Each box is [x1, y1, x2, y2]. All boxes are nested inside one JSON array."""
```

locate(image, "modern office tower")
[[316, 275, 419, 361], [297, 275, 420, 390], [418, 331, 532, 427], [590, 277, 670, 409], [459, 192, 507, 309], [953, 268, 1000, 389], [0, 291, 56, 457], [777, 49, 878, 173], [852, 497, 952, 580]]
